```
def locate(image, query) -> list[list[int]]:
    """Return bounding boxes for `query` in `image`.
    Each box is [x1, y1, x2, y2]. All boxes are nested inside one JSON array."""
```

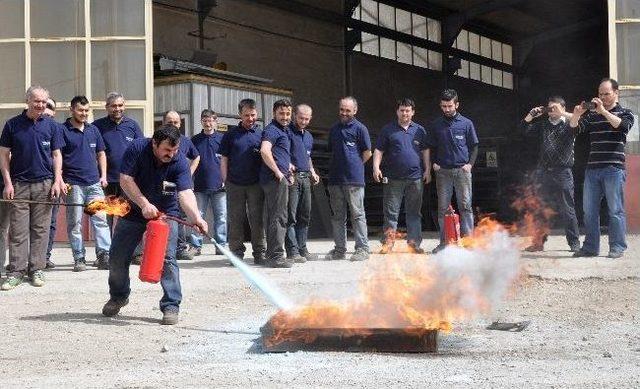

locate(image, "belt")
[[295, 171, 311, 178]]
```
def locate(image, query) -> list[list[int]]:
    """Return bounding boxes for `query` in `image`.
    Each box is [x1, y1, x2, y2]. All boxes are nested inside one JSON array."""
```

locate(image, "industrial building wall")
[[152, 0, 345, 130]]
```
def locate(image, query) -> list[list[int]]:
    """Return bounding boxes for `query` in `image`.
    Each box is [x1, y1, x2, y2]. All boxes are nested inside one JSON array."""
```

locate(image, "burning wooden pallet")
[[260, 320, 438, 353]]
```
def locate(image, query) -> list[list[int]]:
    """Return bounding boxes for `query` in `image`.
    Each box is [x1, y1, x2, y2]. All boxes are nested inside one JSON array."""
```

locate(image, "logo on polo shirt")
[[306, 150, 311, 155], [89, 143, 97, 148], [42, 141, 50, 147], [455, 135, 464, 140], [413, 140, 421, 146], [345, 141, 356, 147], [215, 153, 222, 159], [253, 148, 260, 153], [125, 136, 133, 142]]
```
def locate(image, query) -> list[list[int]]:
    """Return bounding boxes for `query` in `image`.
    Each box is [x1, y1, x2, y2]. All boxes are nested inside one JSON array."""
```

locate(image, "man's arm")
[[309, 158, 319, 184], [372, 149, 384, 182], [51, 149, 64, 197], [260, 141, 284, 181], [97, 150, 108, 187], [220, 156, 228, 183], [361, 149, 372, 164], [189, 156, 200, 176], [422, 148, 431, 184], [178, 189, 208, 234], [0, 146, 13, 199], [120, 173, 159, 219]]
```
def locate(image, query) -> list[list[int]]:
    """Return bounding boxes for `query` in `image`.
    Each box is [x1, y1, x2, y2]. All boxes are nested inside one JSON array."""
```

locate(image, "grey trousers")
[[6, 179, 53, 277], [262, 179, 289, 261], [226, 182, 266, 259], [328, 185, 369, 253], [0, 202, 10, 271]]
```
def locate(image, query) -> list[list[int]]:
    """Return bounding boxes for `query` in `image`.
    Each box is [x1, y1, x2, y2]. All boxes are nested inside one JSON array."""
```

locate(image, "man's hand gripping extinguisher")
[[444, 205, 461, 245]]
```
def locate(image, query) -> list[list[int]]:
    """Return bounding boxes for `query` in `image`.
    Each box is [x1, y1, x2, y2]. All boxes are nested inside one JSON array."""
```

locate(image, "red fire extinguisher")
[[139, 218, 170, 283], [444, 205, 460, 245]]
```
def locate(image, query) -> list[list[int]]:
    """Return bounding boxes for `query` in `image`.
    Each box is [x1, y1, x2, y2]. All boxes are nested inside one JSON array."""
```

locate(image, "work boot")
[[161, 307, 179, 325], [253, 253, 266, 265], [45, 260, 56, 269], [187, 245, 201, 257], [102, 298, 129, 317], [349, 248, 369, 262], [300, 250, 319, 261], [407, 243, 425, 254], [287, 254, 307, 263], [176, 249, 194, 261], [30, 270, 46, 287], [607, 251, 623, 259], [431, 243, 446, 254], [569, 243, 580, 252], [572, 249, 598, 258], [524, 244, 544, 252], [96, 252, 110, 270], [323, 249, 346, 261], [73, 258, 87, 272], [1, 276, 23, 291], [269, 256, 294, 268]]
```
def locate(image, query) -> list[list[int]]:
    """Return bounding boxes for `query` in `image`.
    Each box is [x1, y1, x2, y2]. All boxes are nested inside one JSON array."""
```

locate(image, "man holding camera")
[[520, 96, 580, 252], [570, 78, 634, 259]]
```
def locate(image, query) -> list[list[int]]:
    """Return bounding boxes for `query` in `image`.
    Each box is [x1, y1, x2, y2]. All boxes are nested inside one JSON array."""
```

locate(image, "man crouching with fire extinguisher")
[[101, 124, 208, 325]]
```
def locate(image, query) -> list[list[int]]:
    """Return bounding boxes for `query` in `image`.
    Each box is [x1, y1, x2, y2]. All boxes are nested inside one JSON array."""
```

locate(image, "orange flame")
[[84, 195, 130, 217], [265, 218, 519, 347], [510, 185, 556, 248], [379, 229, 422, 254]]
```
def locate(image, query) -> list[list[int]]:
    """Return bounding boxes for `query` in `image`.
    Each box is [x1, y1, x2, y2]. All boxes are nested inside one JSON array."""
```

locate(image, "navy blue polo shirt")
[[288, 123, 313, 172], [327, 118, 371, 186], [0, 111, 65, 182], [93, 115, 144, 183], [191, 130, 224, 192], [61, 119, 106, 186], [120, 138, 192, 221], [376, 121, 426, 180], [219, 122, 263, 186], [259, 120, 291, 184], [179, 135, 199, 160], [425, 113, 478, 168]]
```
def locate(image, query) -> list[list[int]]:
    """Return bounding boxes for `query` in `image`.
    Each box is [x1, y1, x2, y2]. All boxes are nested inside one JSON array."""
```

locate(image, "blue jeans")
[[286, 174, 312, 256], [533, 168, 580, 248], [328, 185, 369, 253], [191, 190, 227, 248], [435, 167, 474, 242], [108, 218, 182, 312], [582, 166, 627, 254], [383, 178, 423, 246], [66, 183, 111, 260]]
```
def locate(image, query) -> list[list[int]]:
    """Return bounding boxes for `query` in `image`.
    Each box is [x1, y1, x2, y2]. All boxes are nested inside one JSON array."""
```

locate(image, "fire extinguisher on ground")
[[139, 217, 170, 283], [444, 205, 461, 245]]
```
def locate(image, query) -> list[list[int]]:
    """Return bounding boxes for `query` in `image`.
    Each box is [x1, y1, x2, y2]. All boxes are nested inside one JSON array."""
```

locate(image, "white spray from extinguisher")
[[213, 242, 294, 311]]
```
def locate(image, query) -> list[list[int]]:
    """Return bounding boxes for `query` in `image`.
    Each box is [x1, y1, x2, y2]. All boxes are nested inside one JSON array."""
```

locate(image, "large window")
[[453, 29, 513, 90], [352, 0, 442, 71], [0, 0, 153, 132]]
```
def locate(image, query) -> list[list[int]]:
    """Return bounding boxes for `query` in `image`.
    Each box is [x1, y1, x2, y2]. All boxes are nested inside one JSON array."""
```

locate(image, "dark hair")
[[273, 98, 292, 112], [441, 89, 458, 103], [396, 97, 415, 110], [201, 109, 217, 119], [152, 124, 181, 147], [238, 98, 257, 113], [547, 95, 566, 108], [600, 77, 619, 91], [70, 95, 89, 108]]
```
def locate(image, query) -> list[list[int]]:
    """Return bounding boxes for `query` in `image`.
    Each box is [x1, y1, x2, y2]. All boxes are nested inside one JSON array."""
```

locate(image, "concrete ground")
[[0, 233, 638, 388]]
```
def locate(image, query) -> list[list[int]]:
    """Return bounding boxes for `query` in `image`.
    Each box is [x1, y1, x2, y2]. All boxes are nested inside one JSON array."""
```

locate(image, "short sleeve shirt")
[[191, 130, 224, 192], [93, 115, 144, 183], [120, 138, 192, 221], [219, 123, 263, 185], [288, 123, 313, 172], [0, 111, 65, 182], [375, 121, 426, 180], [425, 113, 478, 168], [327, 118, 371, 186], [61, 119, 106, 186], [259, 120, 291, 184], [179, 135, 200, 160]]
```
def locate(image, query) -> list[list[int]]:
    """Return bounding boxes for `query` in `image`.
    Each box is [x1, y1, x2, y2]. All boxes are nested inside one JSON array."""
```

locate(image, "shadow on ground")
[[20, 312, 160, 326]]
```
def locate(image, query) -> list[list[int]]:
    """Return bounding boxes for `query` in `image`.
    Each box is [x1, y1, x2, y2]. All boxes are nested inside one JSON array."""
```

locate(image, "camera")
[[581, 101, 597, 110], [540, 106, 552, 114]]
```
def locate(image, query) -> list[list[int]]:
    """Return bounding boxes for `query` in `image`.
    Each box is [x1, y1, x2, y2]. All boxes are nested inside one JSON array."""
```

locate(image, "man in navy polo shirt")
[[260, 99, 294, 268], [220, 98, 266, 264], [101, 124, 207, 325], [286, 104, 320, 262], [372, 98, 430, 254], [190, 109, 227, 254], [426, 89, 479, 253], [0, 86, 65, 290], [161, 110, 200, 260], [93, 92, 144, 233], [325, 96, 372, 262], [61, 95, 111, 272]]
